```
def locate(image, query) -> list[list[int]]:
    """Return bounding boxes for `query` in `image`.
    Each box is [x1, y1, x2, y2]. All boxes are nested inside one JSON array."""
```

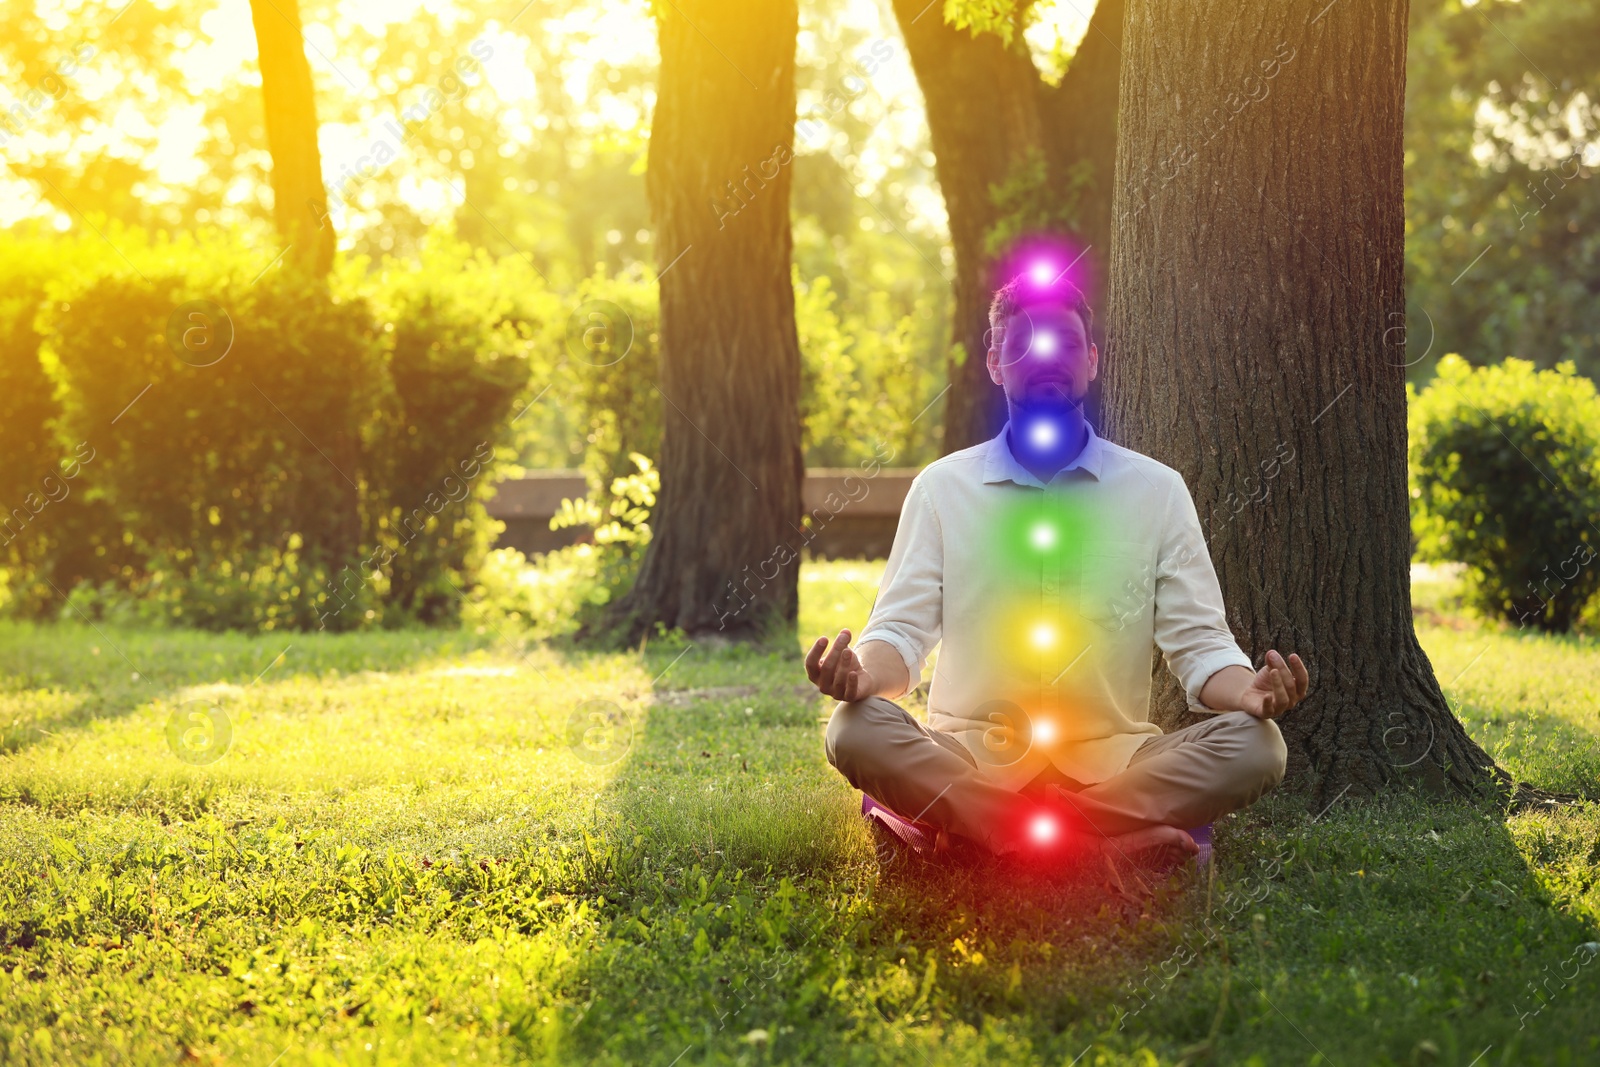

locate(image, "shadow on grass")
[[549, 648, 1600, 1065], [551, 649, 1182, 1061], [0, 619, 493, 754]]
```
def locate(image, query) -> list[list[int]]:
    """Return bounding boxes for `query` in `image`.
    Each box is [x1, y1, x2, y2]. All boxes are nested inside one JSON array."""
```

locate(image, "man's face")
[[986, 303, 1098, 408]]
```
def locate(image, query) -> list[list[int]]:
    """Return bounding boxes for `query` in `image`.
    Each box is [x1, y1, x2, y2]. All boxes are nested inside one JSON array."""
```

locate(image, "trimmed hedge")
[[1409, 354, 1600, 632], [1, 222, 951, 633], [0, 229, 534, 631]]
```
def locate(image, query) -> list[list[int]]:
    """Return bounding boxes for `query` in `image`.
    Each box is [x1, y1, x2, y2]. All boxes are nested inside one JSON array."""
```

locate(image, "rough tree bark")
[[890, 0, 1040, 454], [249, 0, 336, 276], [891, 0, 1124, 454], [1102, 0, 1499, 799], [600, 0, 805, 643], [1037, 0, 1124, 318]]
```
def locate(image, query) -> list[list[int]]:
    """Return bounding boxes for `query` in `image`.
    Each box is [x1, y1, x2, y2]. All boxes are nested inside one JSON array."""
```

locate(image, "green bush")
[[0, 223, 937, 633], [560, 270, 662, 496], [0, 228, 534, 631], [1409, 353, 1600, 631], [465, 454, 657, 641], [362, 238, 535, 624], [0, 233, 138, 615], [0, 238, 67, 596], [796, 269, 944, 468], [50, 257, 380, 630]]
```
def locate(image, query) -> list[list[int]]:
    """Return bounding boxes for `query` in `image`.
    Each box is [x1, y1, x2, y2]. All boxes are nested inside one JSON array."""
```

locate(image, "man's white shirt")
[[857, 421, 1253, 790]]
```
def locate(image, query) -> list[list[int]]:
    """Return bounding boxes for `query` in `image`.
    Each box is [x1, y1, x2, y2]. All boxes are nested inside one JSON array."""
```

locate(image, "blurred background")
[[1, 0, 1597, 637]]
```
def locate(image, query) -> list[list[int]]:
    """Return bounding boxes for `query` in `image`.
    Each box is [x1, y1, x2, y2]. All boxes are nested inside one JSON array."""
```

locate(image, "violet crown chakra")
[[996, 233, 1093, 303]]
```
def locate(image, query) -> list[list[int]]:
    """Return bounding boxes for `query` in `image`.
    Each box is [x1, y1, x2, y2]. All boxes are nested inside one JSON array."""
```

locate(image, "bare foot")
[[1096, 824, 1198, 867]]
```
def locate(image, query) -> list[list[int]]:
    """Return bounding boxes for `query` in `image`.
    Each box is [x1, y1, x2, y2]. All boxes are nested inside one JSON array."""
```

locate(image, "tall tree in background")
[[1405, 0, 1600, 380], [892, 0, 1124, 454], [1103, 0, 1499, 797], [248, 0, 335, 276], [1036, 0, 1124, 287], [601, 0, 805, 642]]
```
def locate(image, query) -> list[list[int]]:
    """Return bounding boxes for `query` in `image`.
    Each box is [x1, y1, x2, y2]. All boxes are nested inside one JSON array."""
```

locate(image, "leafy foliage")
[[795, 271, 945, 468], [0, 234, 96, 596], [1409, 354, 1600, 631], [982, 148, 1093, 262], [0, 230, 530, 631], [467, 454, 659, 642], [942, 0, 1037, 44], [561, 271, 664, 498], [1404, 0, 1600, 379], [363, 237, 537, 623]]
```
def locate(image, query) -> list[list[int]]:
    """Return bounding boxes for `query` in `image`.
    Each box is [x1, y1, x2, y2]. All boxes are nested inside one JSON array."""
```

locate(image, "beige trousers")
[[825, 696, 1287, 855]]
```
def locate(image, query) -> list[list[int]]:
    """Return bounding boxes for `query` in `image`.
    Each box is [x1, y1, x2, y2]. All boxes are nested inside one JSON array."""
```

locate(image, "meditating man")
[[806, 266, 1308, 864]]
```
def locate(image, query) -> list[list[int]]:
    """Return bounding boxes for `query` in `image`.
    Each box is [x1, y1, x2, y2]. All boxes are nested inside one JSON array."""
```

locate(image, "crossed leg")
[[825, 696, 1287, 858]]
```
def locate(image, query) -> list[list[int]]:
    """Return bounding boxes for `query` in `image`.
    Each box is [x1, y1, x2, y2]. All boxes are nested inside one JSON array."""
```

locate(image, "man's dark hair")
[[988, 272, 1094, 340]]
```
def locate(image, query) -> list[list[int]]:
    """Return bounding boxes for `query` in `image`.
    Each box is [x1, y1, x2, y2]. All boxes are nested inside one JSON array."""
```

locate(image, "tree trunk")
[[1103, 0, 1500, 799], [891, 0, 1124, 454], [891, 0, 1043, 454], [249, 0, 336, 277], [1037, 0, 1124, 339], [599, 0, 805, 644]]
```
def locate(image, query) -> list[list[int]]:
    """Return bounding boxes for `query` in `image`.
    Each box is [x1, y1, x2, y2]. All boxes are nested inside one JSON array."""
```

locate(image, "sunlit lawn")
[[2, 561, 1598, 1064]]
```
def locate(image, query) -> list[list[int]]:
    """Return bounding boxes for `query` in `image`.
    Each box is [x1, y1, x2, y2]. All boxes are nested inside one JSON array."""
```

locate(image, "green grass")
[[2, 562, 1599, 1065]]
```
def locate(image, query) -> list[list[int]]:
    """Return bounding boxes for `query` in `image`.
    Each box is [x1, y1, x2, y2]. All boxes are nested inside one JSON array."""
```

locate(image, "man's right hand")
[[806, 628, 878, 702]]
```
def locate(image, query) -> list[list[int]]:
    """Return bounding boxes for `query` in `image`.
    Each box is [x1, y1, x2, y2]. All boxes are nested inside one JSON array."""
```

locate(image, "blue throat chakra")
[[1026, 417, 1059, 451], [1010, 396, 1083, 472]]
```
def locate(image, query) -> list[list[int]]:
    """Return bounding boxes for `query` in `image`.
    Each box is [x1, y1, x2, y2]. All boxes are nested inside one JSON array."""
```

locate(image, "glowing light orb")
[[1029, 622, 1055, 649], [1027, 420, 1059, 450], [1028, 261, 1055, 285], [1029, 522, 1056, 550], [1033, 718, 1056, 744], [1032, 330, 1057, 356], [1029, 813, 1060, 845]]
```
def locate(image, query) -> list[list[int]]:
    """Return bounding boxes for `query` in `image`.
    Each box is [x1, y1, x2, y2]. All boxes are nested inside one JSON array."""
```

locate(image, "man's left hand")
[[1238, 650, 1309, 719]]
